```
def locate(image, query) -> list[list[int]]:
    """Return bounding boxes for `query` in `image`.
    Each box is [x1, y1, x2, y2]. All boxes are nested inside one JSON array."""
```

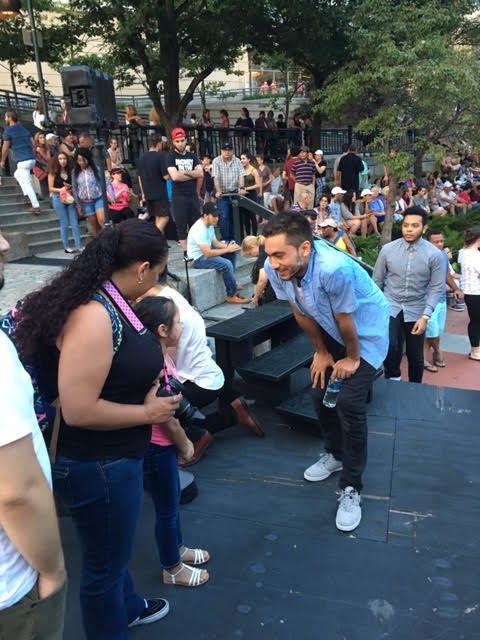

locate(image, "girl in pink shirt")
[[135, 296, 210, 587]]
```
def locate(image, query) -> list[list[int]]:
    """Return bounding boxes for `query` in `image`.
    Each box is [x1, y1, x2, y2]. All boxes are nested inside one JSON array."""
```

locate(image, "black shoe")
[[128, 598, 170, 627]]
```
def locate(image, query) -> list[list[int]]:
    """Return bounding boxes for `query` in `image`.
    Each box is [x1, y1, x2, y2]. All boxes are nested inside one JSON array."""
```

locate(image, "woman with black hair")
[[13, 219, 178, 639], [72, 147, 104, 237], [47, 152, 82, 253]]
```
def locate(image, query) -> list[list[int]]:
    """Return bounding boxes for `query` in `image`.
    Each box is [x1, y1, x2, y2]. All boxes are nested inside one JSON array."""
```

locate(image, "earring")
[[137, 277, 144, 284]]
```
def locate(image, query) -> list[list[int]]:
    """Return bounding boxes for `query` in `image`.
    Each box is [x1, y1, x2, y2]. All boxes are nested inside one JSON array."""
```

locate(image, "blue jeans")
[[51, 194, 81, 250], [143, 444, 183, 570], [193, 253, 237, 297], [52, 456, 146, 640], [217, 196, 236, 241]]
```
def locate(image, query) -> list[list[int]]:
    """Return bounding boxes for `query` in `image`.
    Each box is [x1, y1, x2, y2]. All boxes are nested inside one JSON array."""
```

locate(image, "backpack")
[[0, 294, 122, 462]]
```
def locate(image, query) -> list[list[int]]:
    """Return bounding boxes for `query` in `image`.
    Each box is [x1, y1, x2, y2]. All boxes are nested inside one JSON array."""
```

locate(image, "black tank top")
[[56, 313, 163, 461]]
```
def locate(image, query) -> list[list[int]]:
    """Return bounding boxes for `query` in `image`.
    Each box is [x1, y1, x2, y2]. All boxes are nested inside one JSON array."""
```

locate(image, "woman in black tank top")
[[15, 220, 176, 638]]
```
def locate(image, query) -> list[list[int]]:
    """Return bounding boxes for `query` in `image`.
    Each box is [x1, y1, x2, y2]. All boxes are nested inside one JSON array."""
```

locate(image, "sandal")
[[163, 563, 209, 587], [424, 363, 438, 373], [433, 359, 446, 367], [180, 546, 210, 565]]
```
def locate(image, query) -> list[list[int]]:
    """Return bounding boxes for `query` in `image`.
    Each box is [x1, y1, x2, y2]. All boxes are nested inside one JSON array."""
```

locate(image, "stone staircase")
[[0, 176, 90, 256], [1, 175, 257, 317]]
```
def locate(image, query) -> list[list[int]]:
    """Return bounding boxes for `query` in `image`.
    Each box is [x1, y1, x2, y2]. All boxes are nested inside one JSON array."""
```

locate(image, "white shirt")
[[187, 217, 216, 261], [159, 286, 224, 390], [459, 248, 480, 295], [0, 333, 52, 611]]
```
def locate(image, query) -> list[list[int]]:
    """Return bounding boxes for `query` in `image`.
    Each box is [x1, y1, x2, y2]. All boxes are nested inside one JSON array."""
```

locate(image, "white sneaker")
[[304, 453, 343, 482], [336, 486, 362, 532]]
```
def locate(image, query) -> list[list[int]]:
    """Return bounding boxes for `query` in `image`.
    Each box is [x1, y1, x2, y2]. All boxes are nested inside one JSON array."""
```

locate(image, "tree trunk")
[[8, 61, 18, 107], [379, 178, 398, 247]]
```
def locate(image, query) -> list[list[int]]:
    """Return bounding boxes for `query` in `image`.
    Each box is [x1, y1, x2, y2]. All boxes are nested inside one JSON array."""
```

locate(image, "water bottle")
[[322, 377, 341, 408]]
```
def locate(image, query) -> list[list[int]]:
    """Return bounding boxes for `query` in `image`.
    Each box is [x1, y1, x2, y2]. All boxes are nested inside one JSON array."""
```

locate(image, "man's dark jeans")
[[311, 333, 375, 493], [384, 311, 424, 383]]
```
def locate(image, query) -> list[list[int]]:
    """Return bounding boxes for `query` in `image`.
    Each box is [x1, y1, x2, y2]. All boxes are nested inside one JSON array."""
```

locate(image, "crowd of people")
[[2, 103, 480, 638]]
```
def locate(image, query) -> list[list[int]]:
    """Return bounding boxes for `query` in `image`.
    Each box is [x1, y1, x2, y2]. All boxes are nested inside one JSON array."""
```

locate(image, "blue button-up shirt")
[[372, 237, 445, 321], [264, 240, 390, 369]]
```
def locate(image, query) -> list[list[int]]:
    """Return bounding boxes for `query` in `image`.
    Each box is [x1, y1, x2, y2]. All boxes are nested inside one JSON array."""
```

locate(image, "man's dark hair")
[[5, 110, 18, 123], [342, 143, 349, 153], [403, 206, 428, 226], [148, 134, 162, 148], [348, 144, 357, 152], [464, 227, 480, 247], [263, 211, 312, 248], [426, 229, 443, 240]]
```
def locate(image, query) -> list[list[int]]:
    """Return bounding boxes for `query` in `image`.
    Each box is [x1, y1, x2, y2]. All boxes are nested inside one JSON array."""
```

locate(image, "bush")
[[356, 210, 480, 267]]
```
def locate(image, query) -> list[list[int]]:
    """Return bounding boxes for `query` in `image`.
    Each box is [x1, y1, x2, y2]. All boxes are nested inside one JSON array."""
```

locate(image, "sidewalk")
[[403, 304, 479, 391]]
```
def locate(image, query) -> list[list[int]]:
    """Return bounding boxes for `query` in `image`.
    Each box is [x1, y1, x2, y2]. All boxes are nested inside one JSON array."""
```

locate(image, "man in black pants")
[[137, 135, 170, 233], [166, 128, 203, 253], [373, 207, 445, 383]]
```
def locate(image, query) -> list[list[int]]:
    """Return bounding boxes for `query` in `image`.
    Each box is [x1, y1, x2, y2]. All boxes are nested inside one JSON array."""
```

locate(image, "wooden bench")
[[236, 332, 313, 383]]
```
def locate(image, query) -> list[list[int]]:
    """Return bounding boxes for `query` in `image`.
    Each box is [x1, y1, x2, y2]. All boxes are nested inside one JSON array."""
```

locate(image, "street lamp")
[[0, 0, 49, 124]]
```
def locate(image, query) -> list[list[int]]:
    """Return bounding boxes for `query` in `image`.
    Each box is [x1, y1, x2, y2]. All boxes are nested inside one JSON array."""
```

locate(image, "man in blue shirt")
[[263, 212, 389, 532], [0, 111, 40, 214]]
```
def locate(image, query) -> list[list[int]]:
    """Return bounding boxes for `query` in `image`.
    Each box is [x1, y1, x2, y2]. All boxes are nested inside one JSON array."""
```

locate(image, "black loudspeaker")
[[59, 65, 118, 128]]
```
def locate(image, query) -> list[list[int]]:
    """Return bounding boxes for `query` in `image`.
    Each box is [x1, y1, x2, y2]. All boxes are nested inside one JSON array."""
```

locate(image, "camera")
[[156, 375, 204, 428]]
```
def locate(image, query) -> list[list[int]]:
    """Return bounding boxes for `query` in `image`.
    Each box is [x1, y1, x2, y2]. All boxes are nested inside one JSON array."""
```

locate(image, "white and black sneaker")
[[128, 598, 170, 627], [336, 486, 362, 532]]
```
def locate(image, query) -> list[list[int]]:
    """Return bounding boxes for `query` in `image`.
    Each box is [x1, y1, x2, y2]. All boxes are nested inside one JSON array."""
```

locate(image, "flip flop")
[[434, 360, 446, 367], [424, 363, 438, 373]]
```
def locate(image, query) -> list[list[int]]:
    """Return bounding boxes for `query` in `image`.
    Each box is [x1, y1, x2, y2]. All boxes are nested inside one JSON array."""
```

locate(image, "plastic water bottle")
[[322, 378, 341, 408]]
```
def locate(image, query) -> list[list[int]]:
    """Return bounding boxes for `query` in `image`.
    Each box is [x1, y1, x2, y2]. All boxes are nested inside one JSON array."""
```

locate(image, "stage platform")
[[59, 376, 480, 639]]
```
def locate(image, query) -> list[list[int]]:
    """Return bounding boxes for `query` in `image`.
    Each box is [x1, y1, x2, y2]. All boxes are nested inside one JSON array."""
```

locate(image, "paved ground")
[[2, 255, 478, 392]]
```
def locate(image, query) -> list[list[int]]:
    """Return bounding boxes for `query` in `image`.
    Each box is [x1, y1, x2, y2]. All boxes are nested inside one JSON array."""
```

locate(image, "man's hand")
[[227, 241, 240, 253], [331, 357, 360, 380], [453, 289, 464, 301], [215, 190, 222, 198], [310, 351, 335, 389], [37, 567, 67, 599], [411, 316, 428, 335]]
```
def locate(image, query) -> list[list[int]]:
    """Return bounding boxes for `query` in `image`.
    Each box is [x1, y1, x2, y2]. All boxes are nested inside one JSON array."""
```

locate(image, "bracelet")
[[421, 315, 430, 320]]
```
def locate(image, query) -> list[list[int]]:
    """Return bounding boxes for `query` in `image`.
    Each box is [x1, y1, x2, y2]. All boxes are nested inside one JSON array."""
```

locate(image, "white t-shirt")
[[159, 286, 224, 390], [187, 218, 215, 261], [0, 332, 53, 611], [459, 247, 480, 295]]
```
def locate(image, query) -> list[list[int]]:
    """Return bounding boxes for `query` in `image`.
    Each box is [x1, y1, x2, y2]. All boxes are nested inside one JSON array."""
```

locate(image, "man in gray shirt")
[[372, 206, 444, 383]]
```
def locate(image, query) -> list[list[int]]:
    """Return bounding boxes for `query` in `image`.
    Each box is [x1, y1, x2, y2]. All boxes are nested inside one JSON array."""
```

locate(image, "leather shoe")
[[182, 431, 213, 466], [231, 397, 264, 437], [226, 294, 250, 304]]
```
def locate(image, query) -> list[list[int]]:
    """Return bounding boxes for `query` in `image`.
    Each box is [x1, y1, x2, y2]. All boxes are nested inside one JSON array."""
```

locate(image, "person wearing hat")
[[438, 180, 460, 215], [45, 133, 59, 158], [291, 145, 316, 205], [186, 203, 249, 304], [313, 149, 327, 205], [319, 217, 357, 257], [166, 128, 203, 253], [359, 188, 381, 236], [328, 186, 347, 225], [211, 143, 246, 242]]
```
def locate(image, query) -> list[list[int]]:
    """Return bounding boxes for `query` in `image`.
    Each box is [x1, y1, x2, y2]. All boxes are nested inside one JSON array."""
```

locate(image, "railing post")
[[348, 125, 353, 146], [231, 196, 242, 244]]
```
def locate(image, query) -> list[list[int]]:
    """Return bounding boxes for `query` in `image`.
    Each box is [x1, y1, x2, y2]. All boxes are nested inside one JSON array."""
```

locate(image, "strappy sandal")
[[163, 563, 209, 587], [180, 546, 210, 565], [424, 363, 438, 373]]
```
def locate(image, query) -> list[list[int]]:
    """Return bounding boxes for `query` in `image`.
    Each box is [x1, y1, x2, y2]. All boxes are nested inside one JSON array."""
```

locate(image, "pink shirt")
[[150, 354, 177, 447]]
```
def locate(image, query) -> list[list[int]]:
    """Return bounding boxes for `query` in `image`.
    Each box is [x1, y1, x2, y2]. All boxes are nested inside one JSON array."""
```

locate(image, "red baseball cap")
[[171, 127, 186, 141]]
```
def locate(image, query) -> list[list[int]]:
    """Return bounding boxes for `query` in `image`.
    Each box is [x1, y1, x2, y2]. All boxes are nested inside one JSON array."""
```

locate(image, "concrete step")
[[0, 208, 57, 226], [0, 192, 26, 204], [0, 185, 21, 194]]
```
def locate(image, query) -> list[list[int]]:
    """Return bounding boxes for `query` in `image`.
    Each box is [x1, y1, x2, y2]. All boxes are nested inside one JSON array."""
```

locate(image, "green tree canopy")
[[67, 0, 271, 130]]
